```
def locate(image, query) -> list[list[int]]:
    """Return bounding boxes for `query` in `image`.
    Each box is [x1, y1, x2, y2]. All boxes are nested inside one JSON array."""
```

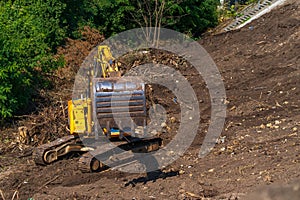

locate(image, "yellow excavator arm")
[[96, 45, 120, 78]]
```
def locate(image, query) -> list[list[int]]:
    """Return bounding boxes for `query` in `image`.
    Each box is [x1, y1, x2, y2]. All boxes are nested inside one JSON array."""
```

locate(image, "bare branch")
[[156, 0, 166, 47], [128, 0, 186, 47], [129, 12, 150, 44]]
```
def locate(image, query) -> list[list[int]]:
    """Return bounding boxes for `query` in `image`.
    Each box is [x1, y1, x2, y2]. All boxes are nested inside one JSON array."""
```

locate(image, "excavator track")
[[78, 137, 162, 173], [78, 151, 108, 173], [33, 135, 81, 165]]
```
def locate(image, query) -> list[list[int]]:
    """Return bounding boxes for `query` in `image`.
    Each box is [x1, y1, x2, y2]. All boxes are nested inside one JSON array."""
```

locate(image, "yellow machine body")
[[33, 45, 160, 171], [68, 45, 119, 135], [68, 96, 134, 138], [67, 45, 144, 138], [68, 99, 92, 135]]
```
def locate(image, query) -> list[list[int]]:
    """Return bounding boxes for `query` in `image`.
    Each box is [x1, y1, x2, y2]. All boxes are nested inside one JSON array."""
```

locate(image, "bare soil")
[[0, 1, 299, 199]]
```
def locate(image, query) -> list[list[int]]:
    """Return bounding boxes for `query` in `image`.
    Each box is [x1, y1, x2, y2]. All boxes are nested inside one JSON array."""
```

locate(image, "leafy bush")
[[93, 0, 220, 38], [0, 1, 65, 118], [164, 0, 220, 37]]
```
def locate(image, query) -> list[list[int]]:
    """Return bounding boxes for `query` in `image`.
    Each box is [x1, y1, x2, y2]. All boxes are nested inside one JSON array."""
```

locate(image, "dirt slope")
[[0, 1, 299, 199]]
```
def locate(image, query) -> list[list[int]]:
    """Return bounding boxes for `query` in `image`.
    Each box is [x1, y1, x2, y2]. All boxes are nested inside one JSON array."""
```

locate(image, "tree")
[[94, 0, 220, 38], [0, 0, 65, 118]]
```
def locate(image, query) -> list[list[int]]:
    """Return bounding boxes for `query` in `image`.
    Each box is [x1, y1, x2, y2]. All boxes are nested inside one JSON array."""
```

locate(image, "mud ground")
[[0, 0, 299, 199]]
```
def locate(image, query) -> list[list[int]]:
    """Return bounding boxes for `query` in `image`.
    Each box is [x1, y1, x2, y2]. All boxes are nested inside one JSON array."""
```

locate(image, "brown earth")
[[0, 0, 299, 199]]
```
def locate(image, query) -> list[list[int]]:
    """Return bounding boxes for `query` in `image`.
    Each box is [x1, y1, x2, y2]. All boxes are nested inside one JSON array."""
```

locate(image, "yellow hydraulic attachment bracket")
[[96, 45, 120, 78], [68, 99, 93, 135]]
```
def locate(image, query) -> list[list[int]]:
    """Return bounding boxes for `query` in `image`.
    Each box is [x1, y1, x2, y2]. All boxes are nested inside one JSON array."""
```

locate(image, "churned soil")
[[0, 0, 299, 199]]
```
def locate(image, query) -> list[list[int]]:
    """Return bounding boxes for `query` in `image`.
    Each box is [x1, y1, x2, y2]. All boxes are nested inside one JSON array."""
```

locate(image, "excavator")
[[33, 45, 162, 172]]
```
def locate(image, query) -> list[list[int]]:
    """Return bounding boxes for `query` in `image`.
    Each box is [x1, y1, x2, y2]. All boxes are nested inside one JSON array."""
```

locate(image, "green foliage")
[[0, 0, 65, 118], [0, 0, 222, 118], [93, 0, 137, 36], [93, 0, 220, 38], [165, 0, 220, 37], [61, 0, 101, 37], [218, 0, 261, 22], [244, 0, 260, 5], [226, 5, 238, 18]]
